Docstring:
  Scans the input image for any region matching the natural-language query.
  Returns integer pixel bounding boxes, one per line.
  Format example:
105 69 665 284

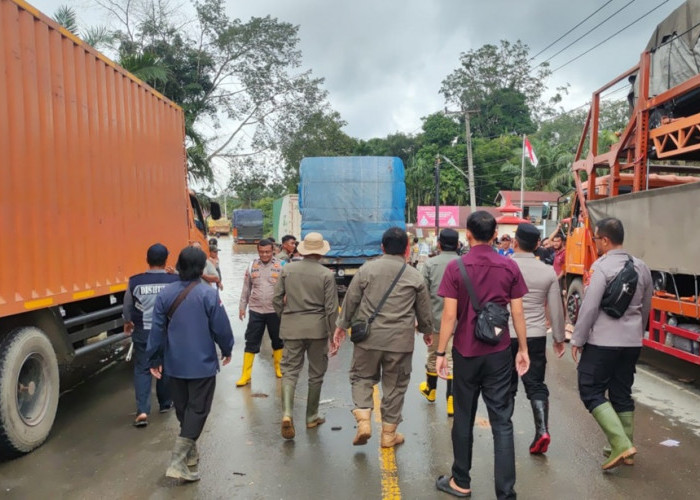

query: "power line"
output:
540 0 636 66
551 0 671 73
531 0 616 61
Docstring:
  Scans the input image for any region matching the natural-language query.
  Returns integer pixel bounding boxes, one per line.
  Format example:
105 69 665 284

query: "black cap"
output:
146 243 169 265
438 228 459 250
515 223 541 247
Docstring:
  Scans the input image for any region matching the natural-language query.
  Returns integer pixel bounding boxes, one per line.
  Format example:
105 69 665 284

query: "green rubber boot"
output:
165 437 200 481
592 403 636 470
306 384 326 428
603 411 634 465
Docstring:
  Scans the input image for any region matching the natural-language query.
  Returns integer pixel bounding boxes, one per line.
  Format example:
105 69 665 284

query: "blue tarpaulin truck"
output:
233 209 264 244
299 157 406 291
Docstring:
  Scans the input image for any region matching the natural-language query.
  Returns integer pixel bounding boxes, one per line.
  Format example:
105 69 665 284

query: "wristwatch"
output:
436 351 446 357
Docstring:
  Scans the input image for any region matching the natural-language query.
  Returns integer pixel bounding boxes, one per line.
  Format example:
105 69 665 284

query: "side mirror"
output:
541 202 551 219
210 202 222 220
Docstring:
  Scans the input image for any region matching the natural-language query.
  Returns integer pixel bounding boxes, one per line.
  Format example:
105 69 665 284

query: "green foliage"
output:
253 197 275 236
471 88 536 138
52 5 78 34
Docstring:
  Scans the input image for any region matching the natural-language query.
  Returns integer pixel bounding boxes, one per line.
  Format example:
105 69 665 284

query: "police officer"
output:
236 239 284 386
277 234 297 264
571 217 653 470
273 232 338 439
123 243 180 427
509 223 566 455
331 227 433 448
419 228 460 416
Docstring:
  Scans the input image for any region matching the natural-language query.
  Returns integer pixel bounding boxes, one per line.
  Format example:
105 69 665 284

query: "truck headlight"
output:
337 269 345 277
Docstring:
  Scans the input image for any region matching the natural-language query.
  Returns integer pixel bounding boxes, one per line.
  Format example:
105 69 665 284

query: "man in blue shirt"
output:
147 246 234 482
123 243 180 427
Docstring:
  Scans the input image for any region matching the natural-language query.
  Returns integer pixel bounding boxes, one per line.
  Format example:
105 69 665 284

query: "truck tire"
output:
567 279 584 325
0 327 60 458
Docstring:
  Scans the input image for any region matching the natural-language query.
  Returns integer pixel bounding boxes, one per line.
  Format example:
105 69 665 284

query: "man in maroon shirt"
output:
434 211 530 500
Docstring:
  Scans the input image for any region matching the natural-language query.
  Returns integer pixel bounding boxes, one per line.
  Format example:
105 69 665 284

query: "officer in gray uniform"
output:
273 232 338 440
419 228 460 416
508 223 566 455
571 217 653 470
331 227 433 449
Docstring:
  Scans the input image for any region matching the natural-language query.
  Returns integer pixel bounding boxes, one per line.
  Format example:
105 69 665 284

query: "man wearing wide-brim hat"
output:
272 232 338 440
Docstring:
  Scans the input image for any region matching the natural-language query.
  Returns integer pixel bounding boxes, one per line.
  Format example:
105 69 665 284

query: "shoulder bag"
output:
166 281 198 326
457 258 510 346
600 256 638 319
350 263 407 343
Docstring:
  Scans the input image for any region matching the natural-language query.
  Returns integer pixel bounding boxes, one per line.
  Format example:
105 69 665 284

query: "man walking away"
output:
123 243 179 427
273 232 338 439
509 223 566 455
571 218 652 470
331 227 433 448
419 228 460 416
236 239 284 386
434 211 530 499
147 246 234 482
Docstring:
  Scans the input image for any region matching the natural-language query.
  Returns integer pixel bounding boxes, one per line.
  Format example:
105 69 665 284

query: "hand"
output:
239 308 246 321
150 365 163 380
571 345 582 364
329 327 346 357
222 355 231 366
423 333 433 346
124 321 134 336
436 355 449 380
515 350 530 376
165 265 176 274
218 282 224 291
553 341 566 358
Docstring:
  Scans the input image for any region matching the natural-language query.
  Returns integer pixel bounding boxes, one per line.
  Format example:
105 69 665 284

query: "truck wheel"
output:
0 327 59 458
567 279 584 325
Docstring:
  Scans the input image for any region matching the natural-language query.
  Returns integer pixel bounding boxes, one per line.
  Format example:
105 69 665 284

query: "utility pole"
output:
445 107 477 212
434 155 441 238
464 109 477 212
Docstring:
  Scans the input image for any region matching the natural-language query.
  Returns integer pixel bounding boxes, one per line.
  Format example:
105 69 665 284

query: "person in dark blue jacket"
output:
123 243 180 427
147 246 234 482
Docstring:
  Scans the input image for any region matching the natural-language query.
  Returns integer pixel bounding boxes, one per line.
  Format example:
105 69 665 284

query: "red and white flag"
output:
524 136 538 167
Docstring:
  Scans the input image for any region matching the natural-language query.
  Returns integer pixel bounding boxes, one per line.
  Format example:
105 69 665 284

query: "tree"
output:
471 88 536 138
52 5 113 48
95 0 329 184
441 40 552 114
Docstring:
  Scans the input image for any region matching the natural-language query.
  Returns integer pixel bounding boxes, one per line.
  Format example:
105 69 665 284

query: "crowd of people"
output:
122 213 652 499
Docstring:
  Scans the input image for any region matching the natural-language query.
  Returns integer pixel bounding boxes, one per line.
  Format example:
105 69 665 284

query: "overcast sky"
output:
31 0 683 139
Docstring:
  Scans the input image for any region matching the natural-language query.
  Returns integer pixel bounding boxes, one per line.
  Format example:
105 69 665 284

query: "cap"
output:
146 243 169 264
438 228 459 249
209 244 219 253
515 223 541 247
500 234 511 241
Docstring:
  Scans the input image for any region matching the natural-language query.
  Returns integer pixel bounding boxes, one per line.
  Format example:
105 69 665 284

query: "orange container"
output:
0 0 202 318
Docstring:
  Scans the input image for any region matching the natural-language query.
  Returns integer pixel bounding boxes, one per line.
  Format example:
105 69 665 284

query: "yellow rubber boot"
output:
446 376 454 417
419 372 438 402
236 352 255 387
273 349 283 378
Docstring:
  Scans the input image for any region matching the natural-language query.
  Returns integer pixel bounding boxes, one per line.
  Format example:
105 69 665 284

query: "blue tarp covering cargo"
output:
233 209 263 228
299 157 406 258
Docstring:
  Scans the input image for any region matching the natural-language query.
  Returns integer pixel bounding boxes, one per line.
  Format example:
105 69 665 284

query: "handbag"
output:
457 258 510 346
350 263 407 343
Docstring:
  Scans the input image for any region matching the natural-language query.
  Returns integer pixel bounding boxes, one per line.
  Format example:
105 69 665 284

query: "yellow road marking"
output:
373 385 401 500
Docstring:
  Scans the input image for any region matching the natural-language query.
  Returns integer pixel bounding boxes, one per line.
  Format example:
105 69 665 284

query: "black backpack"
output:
600 256 638 319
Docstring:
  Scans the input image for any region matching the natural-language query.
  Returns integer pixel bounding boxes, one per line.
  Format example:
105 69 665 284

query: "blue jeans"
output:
133 341 171 415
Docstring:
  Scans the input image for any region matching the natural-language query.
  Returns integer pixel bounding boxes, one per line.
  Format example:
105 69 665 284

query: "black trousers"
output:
244 310 283 353
451 347 516 500
509 337 548 401
577 344 641 413
170 376 216 440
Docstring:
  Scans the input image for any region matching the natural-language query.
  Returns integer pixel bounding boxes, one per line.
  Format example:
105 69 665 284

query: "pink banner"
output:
416 206 460 227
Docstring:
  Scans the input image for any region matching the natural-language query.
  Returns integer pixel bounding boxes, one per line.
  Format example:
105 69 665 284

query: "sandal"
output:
436 475 471 498
133 414 148 427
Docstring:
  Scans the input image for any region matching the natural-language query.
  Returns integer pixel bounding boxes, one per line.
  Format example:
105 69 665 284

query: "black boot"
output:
529 399 550 454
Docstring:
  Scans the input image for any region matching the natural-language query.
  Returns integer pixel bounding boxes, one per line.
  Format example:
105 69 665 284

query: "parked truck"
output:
207 216 232 237
0 0 217 458
233 209 264 244
299 157 406 292
564 0 700 365
272 194 301 242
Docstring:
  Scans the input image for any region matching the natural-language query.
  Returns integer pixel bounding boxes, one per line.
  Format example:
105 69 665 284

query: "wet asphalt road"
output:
1 240 699 499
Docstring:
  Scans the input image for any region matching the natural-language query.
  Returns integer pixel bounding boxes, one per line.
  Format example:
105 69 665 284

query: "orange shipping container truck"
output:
0 0 217 458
